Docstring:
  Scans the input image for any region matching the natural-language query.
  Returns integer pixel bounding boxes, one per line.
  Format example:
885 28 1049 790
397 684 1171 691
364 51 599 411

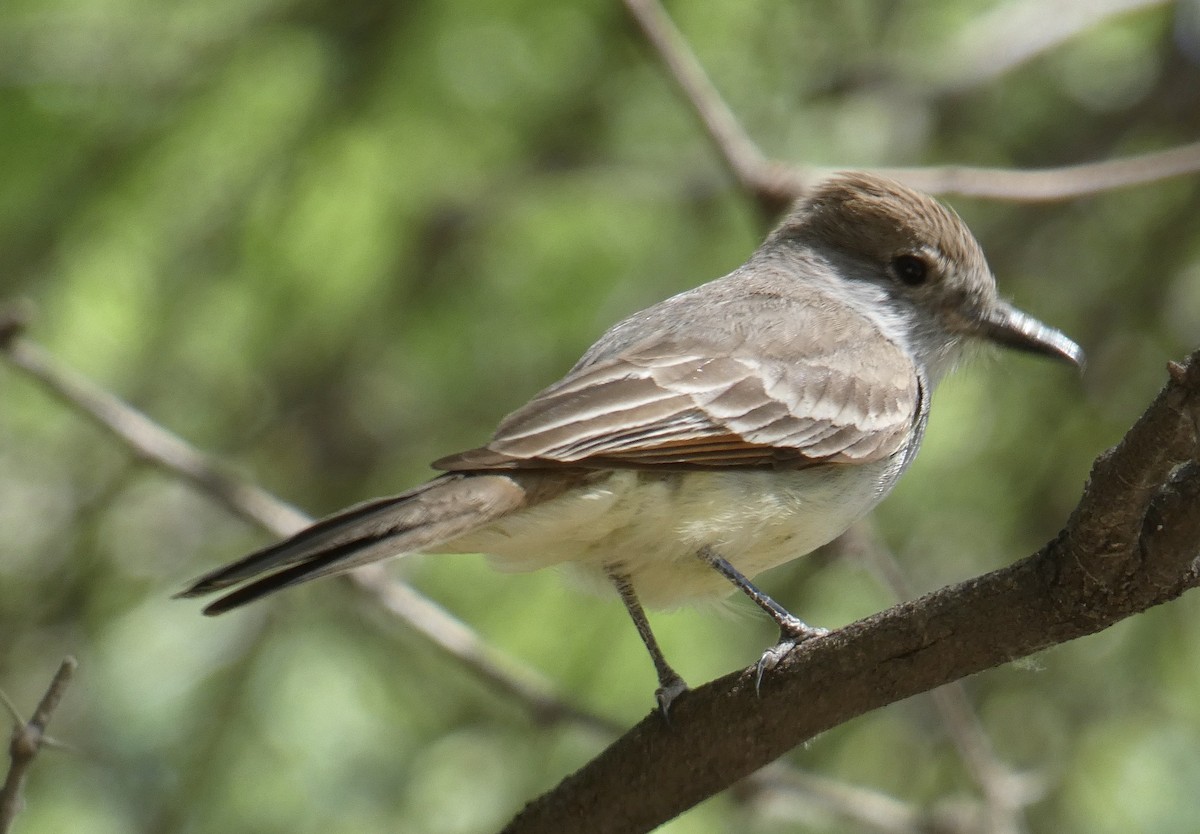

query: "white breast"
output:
442 459 904 609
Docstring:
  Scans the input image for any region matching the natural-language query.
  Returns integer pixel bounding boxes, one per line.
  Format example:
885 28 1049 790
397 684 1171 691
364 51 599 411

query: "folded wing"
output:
437 332 921 471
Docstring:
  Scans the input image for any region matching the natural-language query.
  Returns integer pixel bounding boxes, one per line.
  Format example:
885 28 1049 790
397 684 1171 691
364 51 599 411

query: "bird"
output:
178 172 1083 713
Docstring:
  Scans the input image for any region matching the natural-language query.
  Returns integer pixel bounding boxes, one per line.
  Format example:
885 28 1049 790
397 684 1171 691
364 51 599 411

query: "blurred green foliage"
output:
2 1 1199 832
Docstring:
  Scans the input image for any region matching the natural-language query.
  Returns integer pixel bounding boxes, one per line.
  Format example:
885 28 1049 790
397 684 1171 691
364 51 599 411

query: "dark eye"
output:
891 253 929 286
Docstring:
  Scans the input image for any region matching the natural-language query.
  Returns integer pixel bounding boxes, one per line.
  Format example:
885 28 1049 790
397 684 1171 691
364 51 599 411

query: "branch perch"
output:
0 657 77 834
499 350 1200 834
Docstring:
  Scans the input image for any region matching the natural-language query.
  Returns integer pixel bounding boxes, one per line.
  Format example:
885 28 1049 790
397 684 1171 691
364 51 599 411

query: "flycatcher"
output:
179 172 1083 712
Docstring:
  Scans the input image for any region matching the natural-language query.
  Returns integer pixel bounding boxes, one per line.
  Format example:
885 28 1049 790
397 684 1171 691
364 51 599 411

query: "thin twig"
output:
347 564 616 731
624 0 1200 206
867 143 1200 201
0 309 306 537
940 0 1170 92
0 312 615 737
0 657 78 834
746 764 931 834
834 525 1041 834
621 0 801 215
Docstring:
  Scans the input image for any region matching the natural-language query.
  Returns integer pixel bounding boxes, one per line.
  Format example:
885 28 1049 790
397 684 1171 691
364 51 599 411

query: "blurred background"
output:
2 1 1199 832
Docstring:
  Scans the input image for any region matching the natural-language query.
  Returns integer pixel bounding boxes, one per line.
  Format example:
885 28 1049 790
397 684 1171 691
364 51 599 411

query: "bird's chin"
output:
904 324 972 383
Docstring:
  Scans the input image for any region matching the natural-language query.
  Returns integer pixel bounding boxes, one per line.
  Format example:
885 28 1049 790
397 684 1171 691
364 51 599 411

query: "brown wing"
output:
435 339 920 472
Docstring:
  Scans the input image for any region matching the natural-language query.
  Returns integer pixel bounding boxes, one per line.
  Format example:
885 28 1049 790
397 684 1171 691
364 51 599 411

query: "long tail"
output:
177 472 541 615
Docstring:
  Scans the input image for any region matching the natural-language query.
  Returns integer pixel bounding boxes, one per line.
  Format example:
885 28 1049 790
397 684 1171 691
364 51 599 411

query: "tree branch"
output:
623 0 1200 206
869 146 1200 201
0 657 77 834
0 308 616 738
499 350 1200 834
621 0 803 217
940 0 1171 92
850 527 1041 833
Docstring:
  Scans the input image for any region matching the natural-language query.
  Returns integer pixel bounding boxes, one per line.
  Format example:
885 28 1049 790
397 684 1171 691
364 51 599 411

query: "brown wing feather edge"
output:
435 353 917 472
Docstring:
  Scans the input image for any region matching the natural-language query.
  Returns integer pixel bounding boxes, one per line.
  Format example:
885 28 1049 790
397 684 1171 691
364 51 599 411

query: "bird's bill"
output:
981 302 1084 368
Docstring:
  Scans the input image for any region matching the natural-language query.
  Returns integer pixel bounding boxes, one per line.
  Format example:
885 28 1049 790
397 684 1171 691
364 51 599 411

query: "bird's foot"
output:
655 673 689 720
755 616 829 693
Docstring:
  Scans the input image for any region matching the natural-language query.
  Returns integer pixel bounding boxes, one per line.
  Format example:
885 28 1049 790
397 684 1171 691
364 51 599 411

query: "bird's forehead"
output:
787 173 987 270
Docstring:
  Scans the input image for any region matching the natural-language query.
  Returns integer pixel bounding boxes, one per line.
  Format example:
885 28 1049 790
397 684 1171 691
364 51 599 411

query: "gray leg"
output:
698 546 828 690
607 568 688 717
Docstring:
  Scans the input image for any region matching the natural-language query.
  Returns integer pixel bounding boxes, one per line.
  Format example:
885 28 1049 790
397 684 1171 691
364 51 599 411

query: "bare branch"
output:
867 144 1200 201
747 765 943 834
498 350 1200 834
346 564 618 732
0 317 306 538
845 527 1043 834
747 762 1037 834
925 685 1043 834
623 0 1200 205
0 657 78 834
940 0 1170 92
0 308 616 738
620 0 805 216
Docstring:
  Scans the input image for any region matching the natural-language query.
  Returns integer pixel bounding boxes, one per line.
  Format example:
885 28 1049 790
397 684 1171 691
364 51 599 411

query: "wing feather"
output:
436 354 918 472
434 289 922 472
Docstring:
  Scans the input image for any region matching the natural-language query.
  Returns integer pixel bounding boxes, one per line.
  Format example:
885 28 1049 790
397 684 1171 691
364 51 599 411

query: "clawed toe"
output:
755 621 830 694
697 548 832 694
755 639 794 691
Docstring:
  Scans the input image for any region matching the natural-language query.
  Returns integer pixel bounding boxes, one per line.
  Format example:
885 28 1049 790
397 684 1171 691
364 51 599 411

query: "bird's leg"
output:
607 567 688 717
697 545 829 691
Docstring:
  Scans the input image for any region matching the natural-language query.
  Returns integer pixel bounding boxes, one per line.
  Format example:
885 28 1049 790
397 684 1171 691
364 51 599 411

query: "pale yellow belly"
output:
441 463 900 609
